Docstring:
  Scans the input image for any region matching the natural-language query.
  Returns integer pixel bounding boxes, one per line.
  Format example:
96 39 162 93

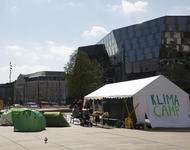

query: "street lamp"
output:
9 62 12 83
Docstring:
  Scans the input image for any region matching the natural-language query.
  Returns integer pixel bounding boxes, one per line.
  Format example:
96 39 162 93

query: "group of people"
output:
71 100 92 126
71 100 83 118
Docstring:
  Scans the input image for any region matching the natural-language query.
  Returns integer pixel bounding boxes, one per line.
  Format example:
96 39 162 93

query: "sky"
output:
0 0 190 83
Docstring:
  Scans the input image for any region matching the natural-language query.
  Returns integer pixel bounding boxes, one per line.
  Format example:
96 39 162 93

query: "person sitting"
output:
71 105 80 119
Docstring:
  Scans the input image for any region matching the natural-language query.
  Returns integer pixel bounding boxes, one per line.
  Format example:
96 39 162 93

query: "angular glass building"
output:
97 16 190 93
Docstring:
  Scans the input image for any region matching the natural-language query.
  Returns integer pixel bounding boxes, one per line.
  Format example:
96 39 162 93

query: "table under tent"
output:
84 97 139 128
84 75 190 129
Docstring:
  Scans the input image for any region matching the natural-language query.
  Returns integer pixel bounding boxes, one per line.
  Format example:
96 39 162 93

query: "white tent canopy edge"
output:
85 75 160 100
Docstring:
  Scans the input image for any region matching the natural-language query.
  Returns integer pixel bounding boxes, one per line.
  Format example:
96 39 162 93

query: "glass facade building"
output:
97 16 190 93
98 16 190 75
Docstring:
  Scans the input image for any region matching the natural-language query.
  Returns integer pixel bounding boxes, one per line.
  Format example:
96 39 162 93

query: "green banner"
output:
150 94 180 118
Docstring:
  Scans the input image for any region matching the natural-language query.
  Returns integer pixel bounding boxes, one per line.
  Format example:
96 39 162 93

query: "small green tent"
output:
0 108 28 126
13 109 46 132
43 112 70 127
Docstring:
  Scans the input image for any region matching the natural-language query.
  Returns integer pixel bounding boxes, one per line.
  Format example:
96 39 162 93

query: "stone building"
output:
0 71 67 105
0 82 14 105
13 71 66 104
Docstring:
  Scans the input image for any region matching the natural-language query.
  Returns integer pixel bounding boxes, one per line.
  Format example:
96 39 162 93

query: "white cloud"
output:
46 40 55 45
0 66 8 73
10 5 18 13
5 42 74 63
30 53 40 61
40 54 54 60
111 0 148 15
37 41 75 59
7 45 25 51
6 45 26 56
82 26 108 39
167 5 190 15
34 47 44 51
42 41 75 61
111 4 120 11
6 45 39 62
49 45 74 57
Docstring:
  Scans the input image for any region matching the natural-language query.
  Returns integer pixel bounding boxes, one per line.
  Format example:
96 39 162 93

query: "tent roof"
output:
85 75 161 100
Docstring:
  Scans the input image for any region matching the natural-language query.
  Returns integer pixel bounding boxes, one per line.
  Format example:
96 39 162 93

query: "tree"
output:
64 51 103 99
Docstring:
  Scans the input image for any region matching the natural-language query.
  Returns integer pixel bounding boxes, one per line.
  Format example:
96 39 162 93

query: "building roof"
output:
98 16 190 44
78 44 109 60
20 71 65 79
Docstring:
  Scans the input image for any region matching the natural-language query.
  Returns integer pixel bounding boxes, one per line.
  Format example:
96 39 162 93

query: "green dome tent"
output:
13 109 46 132
43 112 70 127
0 108 28 126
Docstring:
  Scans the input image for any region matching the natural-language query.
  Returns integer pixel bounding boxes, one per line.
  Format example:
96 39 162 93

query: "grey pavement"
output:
0 125 190 150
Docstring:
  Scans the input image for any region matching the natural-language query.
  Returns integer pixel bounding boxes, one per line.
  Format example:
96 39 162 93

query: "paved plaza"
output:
0 124 190 150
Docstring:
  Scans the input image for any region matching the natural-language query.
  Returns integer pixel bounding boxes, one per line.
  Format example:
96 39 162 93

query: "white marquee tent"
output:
85 75 190 128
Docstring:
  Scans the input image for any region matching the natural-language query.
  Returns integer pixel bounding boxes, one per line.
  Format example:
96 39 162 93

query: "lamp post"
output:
8 62 12 108
9 62 12 83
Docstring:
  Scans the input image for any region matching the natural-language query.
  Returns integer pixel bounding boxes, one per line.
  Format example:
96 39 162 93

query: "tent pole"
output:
92 100 95 112
102 99 104 112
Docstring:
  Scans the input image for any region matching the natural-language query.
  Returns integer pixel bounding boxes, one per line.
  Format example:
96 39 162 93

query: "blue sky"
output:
0 0 190 83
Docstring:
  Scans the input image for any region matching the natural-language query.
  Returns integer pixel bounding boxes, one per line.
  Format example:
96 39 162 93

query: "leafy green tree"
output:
64 51 103 99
